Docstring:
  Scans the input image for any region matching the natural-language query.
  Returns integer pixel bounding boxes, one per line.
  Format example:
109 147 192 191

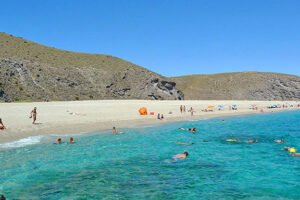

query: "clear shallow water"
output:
1 111 300 200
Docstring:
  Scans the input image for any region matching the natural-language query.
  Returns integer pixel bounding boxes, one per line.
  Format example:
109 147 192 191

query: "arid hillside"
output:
0 32 183 101
172 72 300 100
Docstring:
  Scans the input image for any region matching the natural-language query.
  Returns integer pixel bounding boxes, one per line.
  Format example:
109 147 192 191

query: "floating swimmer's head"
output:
184 151 189 157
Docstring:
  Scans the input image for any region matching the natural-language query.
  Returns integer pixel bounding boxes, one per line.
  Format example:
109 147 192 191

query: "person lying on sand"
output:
173 151 189 160
29 107 37 124
54 138 62 144
0 118 6 130
69 137 75 144
112 127 118 134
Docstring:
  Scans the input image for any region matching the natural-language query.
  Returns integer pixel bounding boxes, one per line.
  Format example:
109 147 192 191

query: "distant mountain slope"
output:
172 72 300 100
0 32 184 101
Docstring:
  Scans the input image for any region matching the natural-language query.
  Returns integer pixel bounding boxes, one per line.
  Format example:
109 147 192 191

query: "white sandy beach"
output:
0 100 299 143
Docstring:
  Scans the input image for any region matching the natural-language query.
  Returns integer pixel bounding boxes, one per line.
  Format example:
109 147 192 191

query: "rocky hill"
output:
0 33 184 101
172 72 300 100
1 32 299 102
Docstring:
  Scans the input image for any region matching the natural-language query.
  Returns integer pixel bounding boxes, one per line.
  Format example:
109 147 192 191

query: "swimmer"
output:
174 151 189 159
69 137 75 144
175 142 195 145
0 194 6 200
274 139 284 143
55 138 62 144
284 146 292 151
188 128 197 133
226 139 238 143
292 153 300 157
246 139 258 143
112 127 118 134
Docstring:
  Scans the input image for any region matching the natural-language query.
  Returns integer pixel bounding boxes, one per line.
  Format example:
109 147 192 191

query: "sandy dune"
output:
0 100 299 143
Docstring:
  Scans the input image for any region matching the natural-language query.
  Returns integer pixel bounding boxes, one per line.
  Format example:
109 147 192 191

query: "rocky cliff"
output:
0 33 184 101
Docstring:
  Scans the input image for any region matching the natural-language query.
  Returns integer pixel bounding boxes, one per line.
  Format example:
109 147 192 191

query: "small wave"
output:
0 136 44 149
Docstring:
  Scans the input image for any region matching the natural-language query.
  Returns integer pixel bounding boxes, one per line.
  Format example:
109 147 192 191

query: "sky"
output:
1 0 300 77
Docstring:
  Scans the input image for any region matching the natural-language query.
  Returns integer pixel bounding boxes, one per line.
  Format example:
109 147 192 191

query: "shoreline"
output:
0 100 299 144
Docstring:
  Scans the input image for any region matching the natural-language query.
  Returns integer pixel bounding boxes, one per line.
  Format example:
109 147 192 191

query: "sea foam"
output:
0 136 44 149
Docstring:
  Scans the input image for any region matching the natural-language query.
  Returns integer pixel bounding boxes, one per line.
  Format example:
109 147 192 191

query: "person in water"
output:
29 107 37 124
69 137 75 144
55 138 62 144
174 151 189 159
0 118 6 130
176 142 195 146
274 139 284 143
188 128 197 133
246 139 258 143
112 127 118 134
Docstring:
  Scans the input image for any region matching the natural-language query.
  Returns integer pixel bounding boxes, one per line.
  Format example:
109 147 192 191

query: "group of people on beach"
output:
0 107 37 132
180 105 195 116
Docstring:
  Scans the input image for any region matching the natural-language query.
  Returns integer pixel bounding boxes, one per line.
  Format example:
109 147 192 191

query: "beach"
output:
0 100 299 143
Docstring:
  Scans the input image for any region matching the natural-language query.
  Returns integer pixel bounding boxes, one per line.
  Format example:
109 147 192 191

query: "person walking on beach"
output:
180 105 183 113
189 107 194 116
157 113 161 120
0 118 6 130
30 107 37 124
183 105 186 112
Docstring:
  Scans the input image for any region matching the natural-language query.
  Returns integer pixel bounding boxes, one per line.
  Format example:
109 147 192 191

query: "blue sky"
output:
1 0 300 77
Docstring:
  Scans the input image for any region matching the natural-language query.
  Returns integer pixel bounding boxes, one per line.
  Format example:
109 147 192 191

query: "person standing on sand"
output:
180 105 183 113
30 107 37 124
189 107 194 116
183 105 186 112
0 118 6 130
157 113 161 120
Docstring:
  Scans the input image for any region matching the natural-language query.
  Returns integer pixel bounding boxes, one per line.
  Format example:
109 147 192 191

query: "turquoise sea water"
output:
1 111 300 200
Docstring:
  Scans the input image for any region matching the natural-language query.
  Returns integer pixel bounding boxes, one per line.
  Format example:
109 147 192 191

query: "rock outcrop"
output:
0 33 184 101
